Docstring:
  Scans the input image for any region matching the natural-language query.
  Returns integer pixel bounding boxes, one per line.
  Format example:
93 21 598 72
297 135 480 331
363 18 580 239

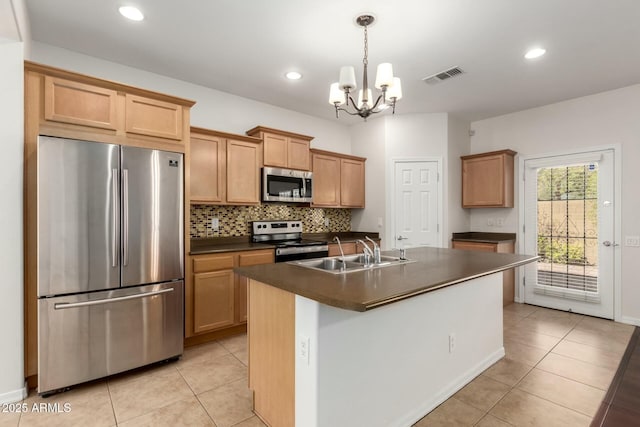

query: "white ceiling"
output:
25 0 640 123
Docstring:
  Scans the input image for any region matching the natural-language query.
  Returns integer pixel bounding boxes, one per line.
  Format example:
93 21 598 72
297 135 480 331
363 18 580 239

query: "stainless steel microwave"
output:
262 167 313 203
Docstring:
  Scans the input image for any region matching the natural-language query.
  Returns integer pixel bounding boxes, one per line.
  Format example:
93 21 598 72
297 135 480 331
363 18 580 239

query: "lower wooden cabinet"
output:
452 240 515 306
189 249 274 336
193 270 236 334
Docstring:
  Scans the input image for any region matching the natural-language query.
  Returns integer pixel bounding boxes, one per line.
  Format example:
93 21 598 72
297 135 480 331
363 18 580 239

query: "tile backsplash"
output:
190 205 351 238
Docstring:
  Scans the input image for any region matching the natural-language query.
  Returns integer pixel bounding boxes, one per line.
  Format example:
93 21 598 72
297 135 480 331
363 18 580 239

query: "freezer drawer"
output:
38 281 184 394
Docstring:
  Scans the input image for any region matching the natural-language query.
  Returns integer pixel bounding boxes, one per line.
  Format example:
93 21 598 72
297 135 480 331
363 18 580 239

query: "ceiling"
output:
25 0 640 123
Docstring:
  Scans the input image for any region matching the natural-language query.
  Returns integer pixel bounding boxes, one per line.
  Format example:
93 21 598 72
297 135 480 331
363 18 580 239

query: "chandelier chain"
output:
363 25 368 66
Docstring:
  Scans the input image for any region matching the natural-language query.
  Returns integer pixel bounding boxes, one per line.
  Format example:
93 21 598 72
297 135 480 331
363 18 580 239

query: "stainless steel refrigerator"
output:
37 135 184 394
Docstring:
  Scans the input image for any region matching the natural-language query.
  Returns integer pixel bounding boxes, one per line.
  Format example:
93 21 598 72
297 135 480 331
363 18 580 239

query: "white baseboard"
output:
396 347 505 427
0 382 27 404
618 315 640 327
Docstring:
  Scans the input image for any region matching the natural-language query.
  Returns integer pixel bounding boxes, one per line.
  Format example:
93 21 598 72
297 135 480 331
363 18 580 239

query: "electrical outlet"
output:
324 218 330 227
210 217 219 231
625 236 640 247
448 333 456 353
298 334 310 365
496 218 504 227
487 218 495 226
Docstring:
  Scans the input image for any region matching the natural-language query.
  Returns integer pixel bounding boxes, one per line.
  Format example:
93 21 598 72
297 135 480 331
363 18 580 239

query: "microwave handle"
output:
302 178 307 198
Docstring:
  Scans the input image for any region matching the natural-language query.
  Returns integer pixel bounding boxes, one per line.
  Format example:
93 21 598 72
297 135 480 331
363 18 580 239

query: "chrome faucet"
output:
365 236 381 264
356 240 374 266
333 236 346 268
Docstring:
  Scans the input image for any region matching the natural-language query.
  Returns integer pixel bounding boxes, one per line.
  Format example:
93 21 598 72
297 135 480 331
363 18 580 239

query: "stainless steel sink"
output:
288 255 414 274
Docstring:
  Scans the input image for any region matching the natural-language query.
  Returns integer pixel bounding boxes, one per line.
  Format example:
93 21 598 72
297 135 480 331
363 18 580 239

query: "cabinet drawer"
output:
44 76 118 130
328 242 357 256
193 254 235 273
125 94 183 141
452 241 497 252
238 250 275 266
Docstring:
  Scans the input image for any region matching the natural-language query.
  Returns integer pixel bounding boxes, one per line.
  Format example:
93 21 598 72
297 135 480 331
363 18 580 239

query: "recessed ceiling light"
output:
525 48 546 59
285 71 302 80
119 6 144 21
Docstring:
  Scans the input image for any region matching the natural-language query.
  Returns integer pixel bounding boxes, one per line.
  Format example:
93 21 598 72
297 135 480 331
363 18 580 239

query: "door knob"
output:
397 235 409 240
602 241 619 247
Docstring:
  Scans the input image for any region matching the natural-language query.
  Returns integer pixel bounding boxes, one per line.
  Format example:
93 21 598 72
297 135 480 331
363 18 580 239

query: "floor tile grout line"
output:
193 393 219 427
512 382 604 419
105 380 118 426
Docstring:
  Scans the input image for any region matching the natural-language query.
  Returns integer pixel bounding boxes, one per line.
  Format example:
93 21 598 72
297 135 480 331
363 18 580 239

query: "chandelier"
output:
329 14 402 120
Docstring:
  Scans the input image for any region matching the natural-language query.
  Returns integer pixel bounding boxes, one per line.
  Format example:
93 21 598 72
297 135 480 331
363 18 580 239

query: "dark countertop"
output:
190 237 275 255
452 232 516 243
235 247 537 312
190 232 380 255
303 231 380 243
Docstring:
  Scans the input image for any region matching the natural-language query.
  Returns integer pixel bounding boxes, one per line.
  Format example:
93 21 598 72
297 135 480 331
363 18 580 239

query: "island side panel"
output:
248 279 295 427
295 273 504 427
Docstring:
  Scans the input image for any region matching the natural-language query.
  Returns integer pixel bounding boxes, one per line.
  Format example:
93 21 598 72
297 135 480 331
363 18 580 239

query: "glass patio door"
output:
522 149 615 319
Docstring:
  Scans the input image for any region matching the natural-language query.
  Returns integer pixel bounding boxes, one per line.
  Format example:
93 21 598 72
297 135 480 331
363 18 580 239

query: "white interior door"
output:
393 161 440 249
522 149 615 318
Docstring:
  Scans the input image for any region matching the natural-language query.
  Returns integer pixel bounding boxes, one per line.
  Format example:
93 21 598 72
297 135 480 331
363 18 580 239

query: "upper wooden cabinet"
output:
311 149 366 208
125 94 183 141
461 149 516 208
246 126 313 171
26 61 194 152
44 76 118 130
340 158 366 208
190 127 261 205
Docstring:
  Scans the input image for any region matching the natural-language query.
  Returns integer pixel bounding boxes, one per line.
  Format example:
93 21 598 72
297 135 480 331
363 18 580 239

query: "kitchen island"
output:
235 247 538 427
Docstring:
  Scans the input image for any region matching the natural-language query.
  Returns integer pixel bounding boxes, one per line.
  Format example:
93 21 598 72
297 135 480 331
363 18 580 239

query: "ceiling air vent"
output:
422 67 465 85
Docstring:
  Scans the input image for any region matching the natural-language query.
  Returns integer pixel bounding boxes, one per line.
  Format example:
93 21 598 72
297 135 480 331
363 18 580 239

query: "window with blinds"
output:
535 163 600 301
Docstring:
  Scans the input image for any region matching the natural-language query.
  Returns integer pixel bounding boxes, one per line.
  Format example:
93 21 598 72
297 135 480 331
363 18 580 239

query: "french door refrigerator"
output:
37 135 184 394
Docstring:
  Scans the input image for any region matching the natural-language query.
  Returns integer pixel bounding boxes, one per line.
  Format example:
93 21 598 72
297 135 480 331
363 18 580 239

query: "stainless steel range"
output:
252 220 328 262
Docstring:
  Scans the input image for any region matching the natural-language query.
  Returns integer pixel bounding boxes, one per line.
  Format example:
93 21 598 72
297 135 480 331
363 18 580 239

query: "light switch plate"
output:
210 217 219 231
625 236 640 247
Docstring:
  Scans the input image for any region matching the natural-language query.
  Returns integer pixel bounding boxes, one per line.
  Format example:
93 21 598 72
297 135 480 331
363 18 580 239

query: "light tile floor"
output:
0 304 634 427
414 303 635 426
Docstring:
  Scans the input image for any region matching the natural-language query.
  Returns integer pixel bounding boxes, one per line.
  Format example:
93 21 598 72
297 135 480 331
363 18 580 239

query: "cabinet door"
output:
236 250 275 324
287 138 310 171
462 154 509 207
125 94 183 141
193 270 235 334
227 139 260 204
340 158 365 208
190 135 226 203
263 134 288 168
312 154 341 207
44 76 118 130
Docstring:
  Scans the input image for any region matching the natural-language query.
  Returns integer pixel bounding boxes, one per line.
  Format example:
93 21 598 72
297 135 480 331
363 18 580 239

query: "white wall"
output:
446 116 471 246
30 42 351 153
350 118 386 237
470 84 640 324
0 40 26 403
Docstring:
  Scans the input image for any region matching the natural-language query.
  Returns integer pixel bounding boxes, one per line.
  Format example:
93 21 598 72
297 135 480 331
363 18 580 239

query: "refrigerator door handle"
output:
123 168 129 266
54 288 174 310
111 169 119 268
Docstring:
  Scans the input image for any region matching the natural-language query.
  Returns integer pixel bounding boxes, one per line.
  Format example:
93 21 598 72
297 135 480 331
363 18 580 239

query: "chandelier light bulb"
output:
329 83 345 105
375 63 394 89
